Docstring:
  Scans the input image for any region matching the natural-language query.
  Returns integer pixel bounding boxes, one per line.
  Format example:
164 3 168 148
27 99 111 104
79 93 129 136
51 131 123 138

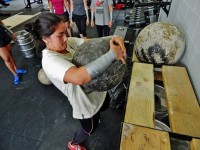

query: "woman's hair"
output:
25 12 63 40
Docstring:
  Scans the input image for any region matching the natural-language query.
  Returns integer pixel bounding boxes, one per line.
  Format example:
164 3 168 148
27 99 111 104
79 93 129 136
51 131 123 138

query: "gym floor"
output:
0 1 135 150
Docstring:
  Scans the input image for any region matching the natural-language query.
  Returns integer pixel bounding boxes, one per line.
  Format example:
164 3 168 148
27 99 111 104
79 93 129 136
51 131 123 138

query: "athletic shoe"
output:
14 75 20 85
68 141 86 150
16 69 27 74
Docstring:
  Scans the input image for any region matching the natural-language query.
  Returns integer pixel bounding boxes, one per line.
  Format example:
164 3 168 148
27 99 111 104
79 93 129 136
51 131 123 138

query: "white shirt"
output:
42 37 107 119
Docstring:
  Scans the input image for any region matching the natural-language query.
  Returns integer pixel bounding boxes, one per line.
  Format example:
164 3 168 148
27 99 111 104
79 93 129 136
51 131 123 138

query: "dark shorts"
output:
57 11 70 22
0 25 12 48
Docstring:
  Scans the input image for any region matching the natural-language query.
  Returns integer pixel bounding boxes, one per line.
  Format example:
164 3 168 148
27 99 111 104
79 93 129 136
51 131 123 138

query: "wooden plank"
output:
120 123 171 150
162 65 200 137
124 62 154 128
190 138 200 150
2 12 41 29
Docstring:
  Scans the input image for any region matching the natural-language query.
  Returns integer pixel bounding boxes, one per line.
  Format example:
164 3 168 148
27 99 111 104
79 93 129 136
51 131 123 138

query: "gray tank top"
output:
72 0 86 15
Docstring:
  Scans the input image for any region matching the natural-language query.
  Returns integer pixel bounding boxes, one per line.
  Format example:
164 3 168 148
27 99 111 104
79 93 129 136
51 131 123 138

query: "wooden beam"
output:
2 12 41 29
124 62 155 128
162 65 200 137
190 138 200 150
120 123 171 150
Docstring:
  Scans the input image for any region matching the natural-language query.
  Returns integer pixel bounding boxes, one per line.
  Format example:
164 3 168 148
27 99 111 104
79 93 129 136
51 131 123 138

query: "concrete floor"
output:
0 1 136 150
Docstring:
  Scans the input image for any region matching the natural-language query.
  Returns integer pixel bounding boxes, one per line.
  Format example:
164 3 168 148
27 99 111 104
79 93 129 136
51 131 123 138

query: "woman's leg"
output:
63 12 72 37
0 25 26 84
79 15 87 38
0 45 21 84
71 93 110 145
65 21 72 37
71 112 100 145
5 44 27 74
0 44 17 76
73 14 82 38
95 25 104 37
0 25 17 75
5 43 17 71
103 25 110 37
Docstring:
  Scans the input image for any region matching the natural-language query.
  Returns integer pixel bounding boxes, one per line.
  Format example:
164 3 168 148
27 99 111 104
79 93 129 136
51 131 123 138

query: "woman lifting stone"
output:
25 12 126 150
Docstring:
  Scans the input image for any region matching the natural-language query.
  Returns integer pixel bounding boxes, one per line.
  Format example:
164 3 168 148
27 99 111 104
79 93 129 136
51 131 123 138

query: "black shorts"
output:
0 25 12 48
57 11 69 22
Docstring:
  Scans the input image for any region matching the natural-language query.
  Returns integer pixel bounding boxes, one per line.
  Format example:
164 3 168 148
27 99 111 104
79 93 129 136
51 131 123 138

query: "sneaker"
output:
16 69 27 74
68 141 86 150
14 75 20 85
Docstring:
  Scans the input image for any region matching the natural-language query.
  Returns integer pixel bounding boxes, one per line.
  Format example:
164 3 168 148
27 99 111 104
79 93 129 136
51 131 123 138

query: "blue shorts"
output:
0 25 12 48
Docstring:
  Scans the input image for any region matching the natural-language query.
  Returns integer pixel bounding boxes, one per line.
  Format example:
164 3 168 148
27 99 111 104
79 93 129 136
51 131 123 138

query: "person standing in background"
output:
0 20 27 85
70 0 89 38
48 0 72 37
90 0 113 37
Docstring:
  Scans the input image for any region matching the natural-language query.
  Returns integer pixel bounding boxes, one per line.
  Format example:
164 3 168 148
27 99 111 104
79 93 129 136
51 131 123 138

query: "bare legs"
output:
0 43 17 76
65 21 72 37
0 43 27 84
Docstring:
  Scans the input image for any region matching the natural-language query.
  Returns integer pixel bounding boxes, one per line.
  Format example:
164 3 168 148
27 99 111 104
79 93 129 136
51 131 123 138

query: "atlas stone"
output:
38 68 52 85
73 38 126 92
134 22 185 65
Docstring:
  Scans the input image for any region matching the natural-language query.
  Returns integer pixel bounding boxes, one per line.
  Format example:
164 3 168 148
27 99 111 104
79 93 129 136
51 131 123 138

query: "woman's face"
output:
43 22 68 53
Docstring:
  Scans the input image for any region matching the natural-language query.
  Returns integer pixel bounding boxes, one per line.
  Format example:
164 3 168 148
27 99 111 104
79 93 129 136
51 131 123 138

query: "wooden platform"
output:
124 63 155 128
120 62 200 149
120 123 171 150
162 66 200 137
124 62 200 137
2 12 41 29
120 123 200 150
190 138 200 150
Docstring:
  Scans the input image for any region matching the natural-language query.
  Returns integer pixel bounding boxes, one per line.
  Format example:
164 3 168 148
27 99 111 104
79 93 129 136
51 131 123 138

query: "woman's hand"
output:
111 36 126 58
91 20 95 27
109 38 126 64
86 19 89 26
108 21 112 28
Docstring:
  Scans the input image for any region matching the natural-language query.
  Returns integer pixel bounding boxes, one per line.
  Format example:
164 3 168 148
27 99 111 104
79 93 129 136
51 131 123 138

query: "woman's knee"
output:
3 55 12 63
80 113 100 134
0 47 12 63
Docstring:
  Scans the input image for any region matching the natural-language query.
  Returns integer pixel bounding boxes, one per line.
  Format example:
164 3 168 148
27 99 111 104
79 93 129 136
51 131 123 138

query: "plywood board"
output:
2 12 41 29
190 138 200 150
120 123 171 150
162 65 200 137
124 62 155 128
